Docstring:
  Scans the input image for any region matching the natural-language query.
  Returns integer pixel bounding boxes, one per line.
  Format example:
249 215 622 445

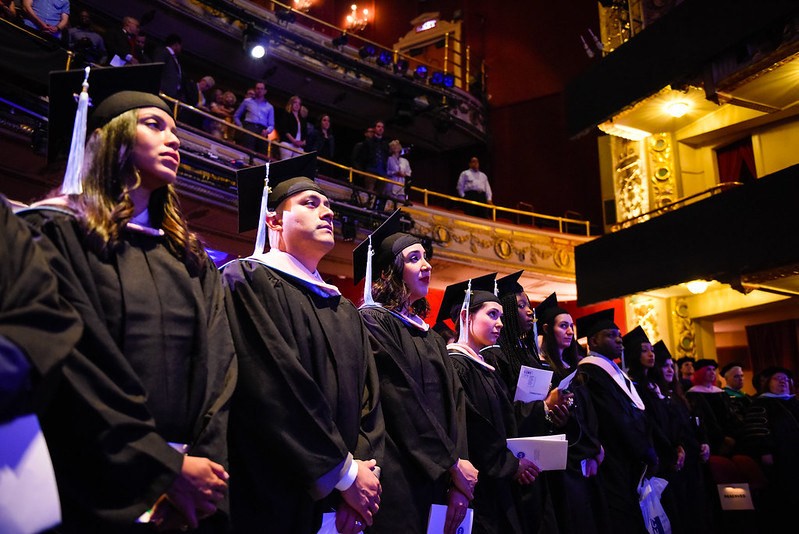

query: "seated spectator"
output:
385 139 411 211
105 16 139 66
67 10 106 65
22 0 69 40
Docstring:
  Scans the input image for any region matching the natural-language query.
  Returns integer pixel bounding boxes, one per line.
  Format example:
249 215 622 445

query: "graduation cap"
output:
720 361 743 377
694 358 718 371
652 340 672 366
495 270 524 298
622 325 651 358
535 292 568 326
235 152 323 256
575 308 617 340
436 273 498 325
352 209 422 305
47 63 164 166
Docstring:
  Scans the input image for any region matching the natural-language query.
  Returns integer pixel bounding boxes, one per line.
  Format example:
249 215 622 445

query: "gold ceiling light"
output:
666 101 689 117
684 280 709 294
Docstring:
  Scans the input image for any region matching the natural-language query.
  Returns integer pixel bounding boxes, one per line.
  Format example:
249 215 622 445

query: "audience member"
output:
133 32 151 63
574 309 656 534
365 120 390 208
188 75 215 111
721 361 752 422
232 81 274 155
685 359 741 457
457 157 493 218
153 33 184 99
385 139 411 211
1 0 17 21
276 95 307 159
67 10 106 64
351 126 374 188
207 90 236 139
104 16 140 66
307 114 334 161
22 0 69 40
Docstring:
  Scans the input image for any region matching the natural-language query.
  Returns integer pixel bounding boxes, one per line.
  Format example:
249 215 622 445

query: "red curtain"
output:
745 319 799 374
717 137 756 183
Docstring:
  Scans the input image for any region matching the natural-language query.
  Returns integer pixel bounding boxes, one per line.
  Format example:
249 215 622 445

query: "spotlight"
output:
377 50 393 67
250 44 266 59
331 32 348 48
359 43 376 59
413 65 428 80
276 8 296 24
430 71 444 86
442 73 455 88
394 58 409 75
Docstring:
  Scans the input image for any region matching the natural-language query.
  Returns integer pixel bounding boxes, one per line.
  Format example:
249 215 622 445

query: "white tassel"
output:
363 235 375 306
457 279 472 345
253 161 270 256
61 66 91 195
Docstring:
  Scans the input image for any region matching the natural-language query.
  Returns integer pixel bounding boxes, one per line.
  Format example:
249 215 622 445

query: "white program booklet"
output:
514 365 553 403
427 504 473 534
507 434 568 471
0 414 61 534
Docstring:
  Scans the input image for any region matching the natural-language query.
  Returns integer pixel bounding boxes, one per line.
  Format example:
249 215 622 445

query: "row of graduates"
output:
0 80 643 534
0 81 685 534
7 75 786 534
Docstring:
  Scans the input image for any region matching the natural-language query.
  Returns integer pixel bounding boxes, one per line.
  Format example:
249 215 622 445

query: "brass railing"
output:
164 96 593 235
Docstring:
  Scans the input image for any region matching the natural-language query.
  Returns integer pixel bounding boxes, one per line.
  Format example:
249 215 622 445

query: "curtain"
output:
717 137 756 183
745 319 799 374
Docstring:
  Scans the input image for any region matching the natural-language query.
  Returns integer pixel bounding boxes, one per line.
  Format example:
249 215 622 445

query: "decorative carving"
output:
647 133 678 209
611 136 649 225
673 297 697 360
629 296 659 342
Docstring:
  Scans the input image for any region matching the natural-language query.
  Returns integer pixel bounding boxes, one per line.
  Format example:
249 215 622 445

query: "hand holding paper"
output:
514 365 553 403
507 435 568 472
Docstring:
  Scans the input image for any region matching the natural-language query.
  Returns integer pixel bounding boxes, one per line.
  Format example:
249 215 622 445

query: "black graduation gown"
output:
20 207 237 532
685 390 739 455
221 260 384 534
576 360 657 534
448 348 524 534
0 200 82 422
360 306 467 533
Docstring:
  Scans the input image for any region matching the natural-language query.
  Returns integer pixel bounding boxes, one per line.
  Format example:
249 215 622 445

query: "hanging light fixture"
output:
293 0 314 12
346 4 369 31
667 101 689 117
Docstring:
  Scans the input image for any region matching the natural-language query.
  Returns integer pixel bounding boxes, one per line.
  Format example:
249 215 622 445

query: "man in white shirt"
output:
456 157 493 218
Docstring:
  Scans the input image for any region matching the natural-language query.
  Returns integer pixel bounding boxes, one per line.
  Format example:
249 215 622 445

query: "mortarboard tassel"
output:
457 279 472 345
253 161 271 256
363 235 375 306
61 66 91 195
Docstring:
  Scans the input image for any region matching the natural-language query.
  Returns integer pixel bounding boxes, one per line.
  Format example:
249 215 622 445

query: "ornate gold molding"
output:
628 296 659 342
611 136 649 224
673 297 697 360
647 133 678 209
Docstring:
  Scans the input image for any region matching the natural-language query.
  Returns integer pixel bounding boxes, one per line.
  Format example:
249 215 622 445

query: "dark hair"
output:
626 342 651 384
165 34 182 47
539 313 579 378
370 252 430 318
70 108 205 274
496 292 539 380
650 357 690 410
452 299 498 344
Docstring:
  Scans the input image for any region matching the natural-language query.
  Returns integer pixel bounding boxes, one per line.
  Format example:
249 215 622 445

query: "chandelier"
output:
346 4 368 32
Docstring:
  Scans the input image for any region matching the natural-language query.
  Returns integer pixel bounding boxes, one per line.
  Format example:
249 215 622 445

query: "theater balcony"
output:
565 0 799 371
0 14 595 305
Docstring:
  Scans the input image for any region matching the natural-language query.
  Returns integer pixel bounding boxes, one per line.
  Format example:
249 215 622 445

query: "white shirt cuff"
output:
335 457 358 491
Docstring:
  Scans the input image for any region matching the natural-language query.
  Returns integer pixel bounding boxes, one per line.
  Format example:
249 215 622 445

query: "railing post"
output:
465 45 470 91
443 32 449 74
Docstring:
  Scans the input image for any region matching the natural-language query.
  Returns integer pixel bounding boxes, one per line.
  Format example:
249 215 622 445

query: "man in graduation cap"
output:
573 310 657 534
352 210 476 534
221 153 383 534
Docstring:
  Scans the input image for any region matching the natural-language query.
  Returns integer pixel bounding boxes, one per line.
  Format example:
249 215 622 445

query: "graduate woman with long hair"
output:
22 84 236 532
353 210 477 534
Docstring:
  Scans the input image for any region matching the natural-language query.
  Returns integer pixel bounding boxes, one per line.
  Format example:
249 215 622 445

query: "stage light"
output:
443 73 455 88
394 58 409 75
430 71 444 86
414 65 428 80
377 50 393 67
359 43 376 59
250 44 266 59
